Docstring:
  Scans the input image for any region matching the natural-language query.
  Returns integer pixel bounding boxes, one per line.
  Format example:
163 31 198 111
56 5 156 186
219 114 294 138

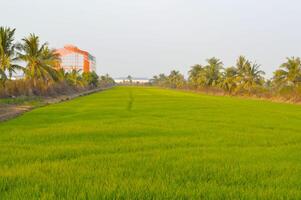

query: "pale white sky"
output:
1 0 301 78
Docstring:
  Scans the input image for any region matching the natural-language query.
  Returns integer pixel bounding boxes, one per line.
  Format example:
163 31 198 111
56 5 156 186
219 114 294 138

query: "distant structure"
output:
114 77 150 84
56 45 96 73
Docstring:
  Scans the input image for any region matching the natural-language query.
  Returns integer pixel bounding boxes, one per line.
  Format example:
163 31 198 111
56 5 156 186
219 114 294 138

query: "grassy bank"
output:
1 86 301 199
0 96 42 106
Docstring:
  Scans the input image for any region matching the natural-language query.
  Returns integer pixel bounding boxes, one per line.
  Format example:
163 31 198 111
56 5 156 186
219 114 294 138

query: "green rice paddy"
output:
1 86 301 199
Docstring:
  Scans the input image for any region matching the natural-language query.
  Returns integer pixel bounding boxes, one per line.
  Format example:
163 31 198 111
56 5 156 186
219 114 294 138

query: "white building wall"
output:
114 79 150 84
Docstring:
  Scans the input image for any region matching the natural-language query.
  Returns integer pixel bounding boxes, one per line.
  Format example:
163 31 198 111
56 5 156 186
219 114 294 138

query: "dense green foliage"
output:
1 86 301 199
18 34 61 87
152 56 301 101
0 27 21 84
99 74 115 87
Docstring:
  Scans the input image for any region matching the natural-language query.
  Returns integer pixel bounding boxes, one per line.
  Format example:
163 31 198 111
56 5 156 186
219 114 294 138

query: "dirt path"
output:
0 87 111 122
0 105 32 122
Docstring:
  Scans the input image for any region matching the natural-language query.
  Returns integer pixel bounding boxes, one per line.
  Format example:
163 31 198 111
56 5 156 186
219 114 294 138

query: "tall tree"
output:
151 73 168 87
18 34 60 87
188 64 204 88
168 70 185 88
127 75 133 84
99 74 115 86
236 56 250 75
204 57 223 86
242 62 265 92
0 27 21 85
220 67 238 93
235 56 265 92
273 57 301 87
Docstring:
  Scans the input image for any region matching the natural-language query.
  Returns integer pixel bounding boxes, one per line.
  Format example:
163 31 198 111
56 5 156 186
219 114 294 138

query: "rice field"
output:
1 86 301 199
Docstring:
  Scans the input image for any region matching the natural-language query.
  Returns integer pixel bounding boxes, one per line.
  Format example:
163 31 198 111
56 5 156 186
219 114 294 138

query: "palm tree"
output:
158 73 167 86
168 70 185 88
273 57 301 87
236 56 250 75
0 27 22 85
188 64 203 88
41 46 61 81
151 73 168 87
56 68 67 82
18 34 60 87
127 75 133 84
100 73 115 86
220 67 238 93
151 75 158 84
242 62 265 92
66 69 84 87
234 56 265 93
204 57 223 86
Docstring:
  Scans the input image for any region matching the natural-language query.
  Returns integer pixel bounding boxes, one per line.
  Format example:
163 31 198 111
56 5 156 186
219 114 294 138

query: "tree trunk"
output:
34 79 36 88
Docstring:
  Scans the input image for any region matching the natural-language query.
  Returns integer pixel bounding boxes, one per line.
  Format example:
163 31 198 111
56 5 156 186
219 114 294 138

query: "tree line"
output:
151 56 301 101
0 27 114 97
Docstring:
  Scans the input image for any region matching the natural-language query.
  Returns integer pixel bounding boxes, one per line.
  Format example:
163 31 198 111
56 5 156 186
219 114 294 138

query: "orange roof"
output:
56 45 89 56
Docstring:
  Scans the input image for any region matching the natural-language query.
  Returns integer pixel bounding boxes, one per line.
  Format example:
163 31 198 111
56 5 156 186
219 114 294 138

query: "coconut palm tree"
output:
158 73 168 86
220 67 238 93
273 57 301 87
56 68 68 82
242 62 265 92
18 34 60 87
127 75 133 84
41 46 61 81
151 73 168 87
0 27 22 85
66 69 84 87
188 64 203 88
234 56 265 92
204 57 223 86
99 73 115 86
168 70 185 88
236 56 250 75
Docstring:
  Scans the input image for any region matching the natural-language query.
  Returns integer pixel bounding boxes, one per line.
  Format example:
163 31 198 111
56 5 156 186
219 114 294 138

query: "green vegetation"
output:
151 56 301 101
0 27 22 84
99 74 115 87
0 26 115 98
1 86 301 199
0 96 42 106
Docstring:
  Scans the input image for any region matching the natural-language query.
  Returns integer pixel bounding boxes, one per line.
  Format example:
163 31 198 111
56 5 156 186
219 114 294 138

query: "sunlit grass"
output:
1 86 301 199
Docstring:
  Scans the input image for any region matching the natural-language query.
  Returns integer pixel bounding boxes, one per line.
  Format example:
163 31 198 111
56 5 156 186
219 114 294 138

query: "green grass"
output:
0 96 42 106
1 86 301 199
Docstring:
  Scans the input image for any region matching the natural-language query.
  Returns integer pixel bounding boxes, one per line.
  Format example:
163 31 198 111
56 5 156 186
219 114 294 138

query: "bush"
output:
82 72 99 87
0 79 84 98
99 74 115 87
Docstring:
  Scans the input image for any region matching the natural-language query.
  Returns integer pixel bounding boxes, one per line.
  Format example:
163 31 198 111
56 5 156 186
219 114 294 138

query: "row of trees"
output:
151 56 301 99
0 27 114 97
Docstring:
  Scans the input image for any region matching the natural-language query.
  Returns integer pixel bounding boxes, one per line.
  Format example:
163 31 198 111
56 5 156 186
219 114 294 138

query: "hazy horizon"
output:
2 0 301 78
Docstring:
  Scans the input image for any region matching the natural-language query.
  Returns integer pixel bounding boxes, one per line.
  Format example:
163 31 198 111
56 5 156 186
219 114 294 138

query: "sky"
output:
1 0 301 78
